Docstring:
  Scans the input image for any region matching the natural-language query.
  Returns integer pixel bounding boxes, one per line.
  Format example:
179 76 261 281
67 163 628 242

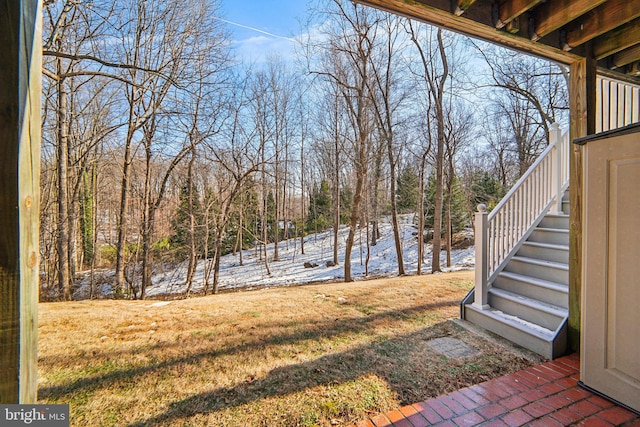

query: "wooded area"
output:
40 0 568 300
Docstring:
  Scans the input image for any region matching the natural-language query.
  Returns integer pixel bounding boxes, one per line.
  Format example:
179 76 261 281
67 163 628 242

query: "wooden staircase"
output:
462 124 571 359
463 194 569 359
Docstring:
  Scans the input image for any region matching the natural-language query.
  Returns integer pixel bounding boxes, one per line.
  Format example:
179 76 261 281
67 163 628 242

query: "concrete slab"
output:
426 337 479 358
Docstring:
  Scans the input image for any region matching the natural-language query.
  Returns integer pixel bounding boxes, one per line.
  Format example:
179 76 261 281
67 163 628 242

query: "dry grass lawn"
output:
38 271 540 426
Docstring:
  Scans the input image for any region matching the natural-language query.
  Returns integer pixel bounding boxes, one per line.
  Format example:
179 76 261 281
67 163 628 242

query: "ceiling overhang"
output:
354 0 640 82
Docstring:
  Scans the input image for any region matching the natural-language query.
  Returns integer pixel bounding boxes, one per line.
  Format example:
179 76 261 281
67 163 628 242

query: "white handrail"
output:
474 123 569 309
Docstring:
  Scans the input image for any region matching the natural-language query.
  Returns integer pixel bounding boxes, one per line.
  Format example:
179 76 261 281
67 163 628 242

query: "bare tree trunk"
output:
344 125 368 282
370 146 382 246
431 29 448 273
408 25 449 273
417 152 428 274
56 73 72 300
333 130 340 266
283 143 289 250
237 194 244 266
386 137 405 275
300 133 306 255
445 157 454 267
365 177 371 276
185 144 197 292
261 142 271 275
212 237 223 294
90 162 99 298
274 146 280 262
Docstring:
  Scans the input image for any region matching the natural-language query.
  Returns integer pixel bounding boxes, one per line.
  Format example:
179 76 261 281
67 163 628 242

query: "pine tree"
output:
471 171 504 210
396 164 420 213
424 174 468 232
171 181 203 259
307 180 332 232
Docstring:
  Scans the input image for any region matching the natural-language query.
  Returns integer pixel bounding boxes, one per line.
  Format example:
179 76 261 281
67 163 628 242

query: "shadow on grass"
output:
124 319 517 427
38 298 459 402
39 295 532 426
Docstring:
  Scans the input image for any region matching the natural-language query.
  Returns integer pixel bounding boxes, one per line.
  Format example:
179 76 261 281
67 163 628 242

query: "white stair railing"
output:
474 123 569 309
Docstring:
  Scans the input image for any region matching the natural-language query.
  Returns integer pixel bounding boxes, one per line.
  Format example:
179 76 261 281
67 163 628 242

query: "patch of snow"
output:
75 214 475 299
147 301 172 308
493 310 554 337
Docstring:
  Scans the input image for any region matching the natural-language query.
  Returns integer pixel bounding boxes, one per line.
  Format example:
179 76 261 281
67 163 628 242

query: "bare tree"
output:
42 0 123 299
367 14 410 276
407 23 449 273
311 0 379 282
204 79 262 294
443 101 474 266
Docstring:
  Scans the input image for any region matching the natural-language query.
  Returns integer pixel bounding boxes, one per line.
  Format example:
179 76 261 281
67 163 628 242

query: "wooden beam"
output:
627 61 640 77
593 18 640 60
533 0 606 41
0 0 41 404
569 56 596 354
564 0 640 50
497 0 541 29
455 0 479 16
597 66 640 86
354 0 581 65
613 44 640 69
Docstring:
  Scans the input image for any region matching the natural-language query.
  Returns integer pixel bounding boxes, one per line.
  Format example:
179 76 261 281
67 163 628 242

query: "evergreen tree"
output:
396 164 420 213
471 171 504 210
424 174 468 232
448 176 470 232
80 168 95 265
307 180 332 232
339 184 353 224
266 190 277 241
170 181 203 259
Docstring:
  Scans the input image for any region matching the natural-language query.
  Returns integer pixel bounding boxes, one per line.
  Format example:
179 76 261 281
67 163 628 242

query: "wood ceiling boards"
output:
354 0 640 80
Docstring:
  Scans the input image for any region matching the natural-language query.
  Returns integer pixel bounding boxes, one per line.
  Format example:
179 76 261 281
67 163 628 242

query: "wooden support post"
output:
0 1 42 403
569 56 596 354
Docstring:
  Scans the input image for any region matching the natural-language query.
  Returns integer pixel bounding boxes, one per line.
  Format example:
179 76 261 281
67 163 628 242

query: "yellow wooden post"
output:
568 56 596 354
0 0 42 403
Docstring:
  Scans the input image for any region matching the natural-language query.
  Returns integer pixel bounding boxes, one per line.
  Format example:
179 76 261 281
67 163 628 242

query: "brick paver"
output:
350 355 640 426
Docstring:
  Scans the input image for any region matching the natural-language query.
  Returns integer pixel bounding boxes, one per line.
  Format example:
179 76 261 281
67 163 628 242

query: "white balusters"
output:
474 124 570 307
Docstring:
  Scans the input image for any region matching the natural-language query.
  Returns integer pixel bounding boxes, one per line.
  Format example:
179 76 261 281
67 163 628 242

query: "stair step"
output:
518 241 569 263
488 288 567 330
529 228 570 245
463 304 564 359
494 271 568 308
505 256 569 285
539 214 570 230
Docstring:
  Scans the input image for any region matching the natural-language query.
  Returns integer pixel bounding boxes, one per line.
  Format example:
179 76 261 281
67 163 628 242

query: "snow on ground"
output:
144 214 474 297
74 215 475 299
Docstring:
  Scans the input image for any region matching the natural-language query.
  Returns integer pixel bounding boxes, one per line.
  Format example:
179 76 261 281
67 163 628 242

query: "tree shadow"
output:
38 298 460 401
125 320 480 426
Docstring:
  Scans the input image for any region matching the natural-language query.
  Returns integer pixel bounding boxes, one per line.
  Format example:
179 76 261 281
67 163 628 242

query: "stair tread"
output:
466 305 556 339
522 241 569 251
534 227 569 233
545 213 569 218
497 271 569 292
489 287 568 317
511 256 569 270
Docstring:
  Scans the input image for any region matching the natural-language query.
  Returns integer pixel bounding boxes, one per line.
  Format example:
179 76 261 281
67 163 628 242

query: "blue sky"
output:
221 1 311 63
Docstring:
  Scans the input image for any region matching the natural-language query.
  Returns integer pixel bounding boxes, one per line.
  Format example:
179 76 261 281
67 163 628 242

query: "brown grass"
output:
38 271 540 426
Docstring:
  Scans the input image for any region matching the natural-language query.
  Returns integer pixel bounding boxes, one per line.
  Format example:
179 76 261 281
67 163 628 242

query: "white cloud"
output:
232 35 297 64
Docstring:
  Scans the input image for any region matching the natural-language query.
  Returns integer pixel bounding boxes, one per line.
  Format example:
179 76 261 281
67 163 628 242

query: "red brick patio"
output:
353 354 640 426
